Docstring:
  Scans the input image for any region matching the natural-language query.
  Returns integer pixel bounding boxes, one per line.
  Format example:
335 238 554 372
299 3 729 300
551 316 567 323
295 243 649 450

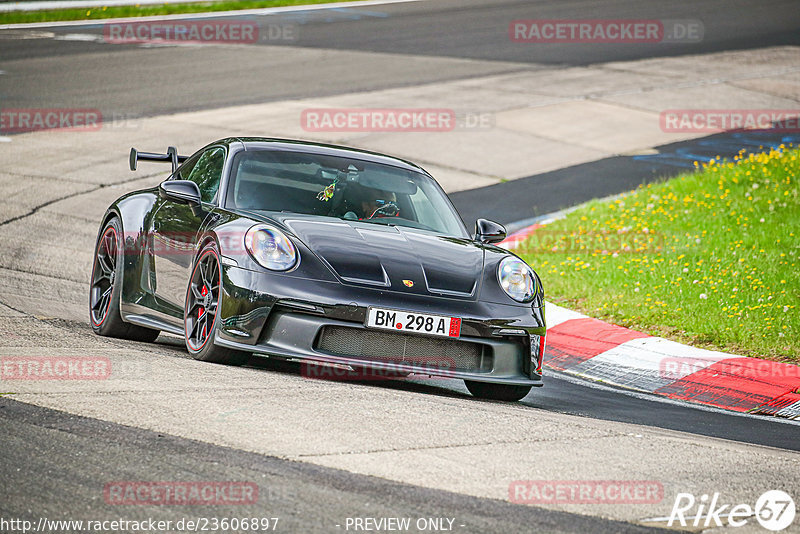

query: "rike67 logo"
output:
667 490 796 531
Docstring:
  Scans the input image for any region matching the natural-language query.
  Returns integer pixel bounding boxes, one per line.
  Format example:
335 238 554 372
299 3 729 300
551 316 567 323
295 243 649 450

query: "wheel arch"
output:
197 233 218 254
191 232 221 270
99 209 121 233
104 192 159 310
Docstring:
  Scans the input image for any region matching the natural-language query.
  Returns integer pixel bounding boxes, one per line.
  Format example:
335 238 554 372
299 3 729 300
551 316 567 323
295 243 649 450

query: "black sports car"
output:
90 138 546 401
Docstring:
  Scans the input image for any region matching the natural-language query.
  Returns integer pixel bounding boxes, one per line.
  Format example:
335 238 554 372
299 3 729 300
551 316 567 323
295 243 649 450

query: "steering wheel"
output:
368 202 400 219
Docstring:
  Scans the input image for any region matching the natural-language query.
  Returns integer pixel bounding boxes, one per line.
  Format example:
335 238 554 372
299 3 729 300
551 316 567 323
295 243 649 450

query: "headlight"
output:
497 256 536 302
244 224 298 271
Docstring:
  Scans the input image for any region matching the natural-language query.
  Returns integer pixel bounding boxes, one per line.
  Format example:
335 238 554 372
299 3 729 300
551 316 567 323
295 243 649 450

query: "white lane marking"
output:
0 0 423 30
0 137 12 142
54 33 103 41
0 30 55 39
136 42 207 49
641 512 756 524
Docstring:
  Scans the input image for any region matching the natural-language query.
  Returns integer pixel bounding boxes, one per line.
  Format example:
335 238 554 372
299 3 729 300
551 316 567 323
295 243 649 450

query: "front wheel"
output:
89 217 159 342
464 380 532 402
184 244 249 365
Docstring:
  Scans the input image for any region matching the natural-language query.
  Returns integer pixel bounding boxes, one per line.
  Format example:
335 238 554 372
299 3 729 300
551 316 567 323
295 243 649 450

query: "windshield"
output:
225 149 469 237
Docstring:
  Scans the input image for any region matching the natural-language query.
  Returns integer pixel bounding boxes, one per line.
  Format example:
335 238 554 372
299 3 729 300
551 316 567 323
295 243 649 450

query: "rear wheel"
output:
464 380 532 402
89 217 160 342
184 244 249 365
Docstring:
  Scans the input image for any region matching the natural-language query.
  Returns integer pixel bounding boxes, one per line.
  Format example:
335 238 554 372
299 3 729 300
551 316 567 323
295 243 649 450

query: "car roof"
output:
211 137 429 175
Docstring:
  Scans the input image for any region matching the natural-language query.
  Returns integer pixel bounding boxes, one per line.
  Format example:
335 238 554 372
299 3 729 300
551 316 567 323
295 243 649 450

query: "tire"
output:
464 380 532 402
89 217 160 342
184 243 249 365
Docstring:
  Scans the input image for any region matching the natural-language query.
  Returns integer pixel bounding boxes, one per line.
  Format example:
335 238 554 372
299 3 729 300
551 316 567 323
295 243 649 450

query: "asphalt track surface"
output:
0 397 672 534
1 0 800 117
256 356 800 452
1 1 800 532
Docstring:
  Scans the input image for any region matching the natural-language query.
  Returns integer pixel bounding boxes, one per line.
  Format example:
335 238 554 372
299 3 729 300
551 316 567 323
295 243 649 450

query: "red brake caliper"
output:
198 285 209 340
198 286 208 319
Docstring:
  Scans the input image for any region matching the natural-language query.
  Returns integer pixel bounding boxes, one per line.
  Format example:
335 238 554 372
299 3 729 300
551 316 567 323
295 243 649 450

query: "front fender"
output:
106 189 159 309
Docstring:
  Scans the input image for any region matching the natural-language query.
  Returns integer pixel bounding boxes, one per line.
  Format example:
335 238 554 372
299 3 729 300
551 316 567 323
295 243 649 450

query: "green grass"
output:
517 146 799 363
0 0 359 25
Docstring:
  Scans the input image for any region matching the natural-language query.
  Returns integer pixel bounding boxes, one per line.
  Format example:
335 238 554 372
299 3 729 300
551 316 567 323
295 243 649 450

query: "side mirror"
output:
475 218 506 244
159 180 202 206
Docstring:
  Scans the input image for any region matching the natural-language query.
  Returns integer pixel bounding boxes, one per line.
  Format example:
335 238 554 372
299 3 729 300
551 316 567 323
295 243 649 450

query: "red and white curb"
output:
543 302 800 418
500 224 800 419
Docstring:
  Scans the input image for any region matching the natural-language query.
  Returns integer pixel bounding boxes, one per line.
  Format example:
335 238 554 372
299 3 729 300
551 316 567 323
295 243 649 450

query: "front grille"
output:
315 325 489 373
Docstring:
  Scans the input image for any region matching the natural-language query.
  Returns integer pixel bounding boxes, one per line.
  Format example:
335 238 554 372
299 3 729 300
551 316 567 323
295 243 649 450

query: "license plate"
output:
366 307 461 338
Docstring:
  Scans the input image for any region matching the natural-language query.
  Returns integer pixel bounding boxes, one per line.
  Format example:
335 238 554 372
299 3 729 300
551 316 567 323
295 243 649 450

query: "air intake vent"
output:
315 326 489 373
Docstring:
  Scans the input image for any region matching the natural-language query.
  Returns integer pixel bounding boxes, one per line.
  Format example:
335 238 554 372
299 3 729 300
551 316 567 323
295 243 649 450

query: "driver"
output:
343 185 399 219
361 189 398 219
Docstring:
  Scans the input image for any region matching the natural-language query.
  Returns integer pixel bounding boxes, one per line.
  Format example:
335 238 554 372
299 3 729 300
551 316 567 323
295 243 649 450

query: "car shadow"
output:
244 354 474 400
151 335 536 405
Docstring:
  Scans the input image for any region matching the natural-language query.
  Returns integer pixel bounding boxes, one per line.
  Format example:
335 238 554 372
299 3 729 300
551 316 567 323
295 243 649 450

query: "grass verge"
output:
0 0 360 25
517 145 798 363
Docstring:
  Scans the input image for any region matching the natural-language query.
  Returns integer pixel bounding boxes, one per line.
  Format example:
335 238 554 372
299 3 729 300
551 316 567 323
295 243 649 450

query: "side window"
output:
176 155 198 181
183 147 225 203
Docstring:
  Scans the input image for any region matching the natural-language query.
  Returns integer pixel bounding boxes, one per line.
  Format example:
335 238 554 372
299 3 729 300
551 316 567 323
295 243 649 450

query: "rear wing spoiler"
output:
129 146 189 173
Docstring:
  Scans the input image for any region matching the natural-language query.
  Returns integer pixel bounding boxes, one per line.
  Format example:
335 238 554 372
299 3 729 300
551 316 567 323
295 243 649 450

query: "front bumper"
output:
216 265 545 386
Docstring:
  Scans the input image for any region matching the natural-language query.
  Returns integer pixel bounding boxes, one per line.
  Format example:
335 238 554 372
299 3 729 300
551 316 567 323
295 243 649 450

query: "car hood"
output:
258 214 484 298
